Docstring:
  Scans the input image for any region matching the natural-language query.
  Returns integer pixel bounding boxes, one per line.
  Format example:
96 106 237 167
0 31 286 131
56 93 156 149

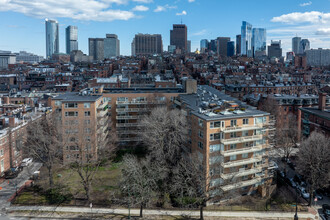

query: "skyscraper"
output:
227 41 235 57
299 39 310 54
45 19 59 59
236 35 241 55
252 28 266 57
241 21 252 57
292 36 301 55
104 34 120 58
170 24 187 53
200 39 209 53
209 40 217 53
187 40 191 53
131 34 163 56
217 37 230 56
89 38 104 61
66 26 78 54
268 40 282 58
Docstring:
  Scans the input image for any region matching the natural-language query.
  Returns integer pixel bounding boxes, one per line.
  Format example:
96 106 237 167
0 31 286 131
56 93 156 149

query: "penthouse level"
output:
175 85 274 200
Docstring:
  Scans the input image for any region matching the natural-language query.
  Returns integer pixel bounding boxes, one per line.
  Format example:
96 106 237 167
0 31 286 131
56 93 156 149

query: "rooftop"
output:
300 107 330 120
52 92 102 102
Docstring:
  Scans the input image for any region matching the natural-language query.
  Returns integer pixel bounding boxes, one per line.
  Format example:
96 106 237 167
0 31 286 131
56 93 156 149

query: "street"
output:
0 162 42 220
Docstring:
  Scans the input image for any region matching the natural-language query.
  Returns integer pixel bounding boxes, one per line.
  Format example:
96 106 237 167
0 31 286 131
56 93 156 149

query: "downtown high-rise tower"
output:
170 24 188 53
66 26 78 54
45 19 59 59
241 21 252 57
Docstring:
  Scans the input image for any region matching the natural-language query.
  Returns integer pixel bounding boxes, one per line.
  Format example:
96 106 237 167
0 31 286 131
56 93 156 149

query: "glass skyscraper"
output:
45 19 59 59
200 39 209 53
241 21 252 57
292 36 301 55
104 34 120 58
66 26 78 54
227 41 235 57
299 39 310 54
252 28 266 57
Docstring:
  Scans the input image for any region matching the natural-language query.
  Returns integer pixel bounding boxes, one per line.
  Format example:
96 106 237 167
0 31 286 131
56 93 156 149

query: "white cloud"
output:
154 4 177 12
192 29 207 36
271 11 330 24
132 5 149 11
0 0 138 21
315 28 330 35
299 1 312 7
176 10 187 16
133 0 153 3
188 0 195 2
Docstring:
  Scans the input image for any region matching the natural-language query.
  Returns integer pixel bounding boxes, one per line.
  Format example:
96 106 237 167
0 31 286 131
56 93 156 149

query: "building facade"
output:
45 19 59 59
306 49 330 67
227 41 235 57
131 34 163 56
241 21 253 57
236 35 241 55
66 26 78 54
0 51 16 69
89 38 104 61
292 37 301 55
268 40 282 59
200 39 209 53
170 24 188 53
15 51 44 64
217 37 230 57
104 34 120 58
252 28 266 57
299 39 310 54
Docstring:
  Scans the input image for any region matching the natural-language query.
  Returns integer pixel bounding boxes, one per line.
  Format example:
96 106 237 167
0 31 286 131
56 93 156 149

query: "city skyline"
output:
1 0 330 56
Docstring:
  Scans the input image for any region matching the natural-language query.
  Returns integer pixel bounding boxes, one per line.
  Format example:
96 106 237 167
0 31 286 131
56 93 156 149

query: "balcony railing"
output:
97 110 108 118
221 156 262 168
116 123 141 127
116 108 149 113
221 176 263 191
116 101 149 105
221 135 263 145
221 145 263 156
116 115 142 120
97 102 108 110
221 167 262 180
223 124 264 133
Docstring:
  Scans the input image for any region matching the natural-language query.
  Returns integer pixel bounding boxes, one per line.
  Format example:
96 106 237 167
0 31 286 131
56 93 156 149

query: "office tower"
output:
170 24 188 53
104 34 120 58
241 21 253 57
89 38 104 61
45 19 59 59
187 40 191 53
227 41 235 57
66 26 78 54
209 40 217 53
200 39 209 53
131 34 163 56
299 39 310 54
292 36 301 55
306 49 330 67
236 35 241 55
217 37 230 56
268 40 282 58
252 28 266 57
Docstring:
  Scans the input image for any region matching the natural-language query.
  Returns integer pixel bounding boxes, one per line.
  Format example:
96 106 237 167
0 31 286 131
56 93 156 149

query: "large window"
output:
84 103 91 108
210 133 221 141
230 155 237 161
198 119 203 127
210 144 221 153
243 118 249 125
65 111 78 117
198 130 204 138
210 121 221 128
230 119 237 127
198 142 203 150
64 103 78 108
84 111 91 116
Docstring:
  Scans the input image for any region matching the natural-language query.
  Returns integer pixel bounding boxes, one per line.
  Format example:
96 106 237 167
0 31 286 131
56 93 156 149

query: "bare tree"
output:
139 107 188 206
296 132 330 206
120 154 158 218
25 113 63 188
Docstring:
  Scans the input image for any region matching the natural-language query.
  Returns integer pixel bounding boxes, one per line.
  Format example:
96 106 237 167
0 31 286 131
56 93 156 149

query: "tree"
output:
139 107 188 205
121 154 157 218
296 132 330 206
25 113 63 188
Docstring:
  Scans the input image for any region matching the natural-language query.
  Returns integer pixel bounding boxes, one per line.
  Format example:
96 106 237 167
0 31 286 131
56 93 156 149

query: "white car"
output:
21 158 33 167
301 190 310 199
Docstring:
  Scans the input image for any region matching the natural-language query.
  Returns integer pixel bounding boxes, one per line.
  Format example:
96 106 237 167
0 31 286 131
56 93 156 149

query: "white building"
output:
0 51 16 69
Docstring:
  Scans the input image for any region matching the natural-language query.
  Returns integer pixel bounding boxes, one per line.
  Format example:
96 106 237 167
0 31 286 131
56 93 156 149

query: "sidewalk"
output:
7 205 319 219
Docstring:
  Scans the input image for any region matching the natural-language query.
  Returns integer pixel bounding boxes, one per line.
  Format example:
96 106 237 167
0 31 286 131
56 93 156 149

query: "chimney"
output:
318 92 326 111
9 117 15 127
3 97 9 105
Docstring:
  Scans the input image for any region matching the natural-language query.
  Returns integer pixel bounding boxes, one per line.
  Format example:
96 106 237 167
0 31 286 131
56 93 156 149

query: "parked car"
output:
289 178 297 188
4 166 23 179
322 204 330 217
21 158 33 167
301 189 310 199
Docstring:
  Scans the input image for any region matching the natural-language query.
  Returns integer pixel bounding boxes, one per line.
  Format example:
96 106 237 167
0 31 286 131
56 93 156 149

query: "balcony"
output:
116 123 140 127
97 110 108 118
221 135 263 145
221 167 262 180
119 137 143 142
116 115 142 120
223 124 263 133
97 102 108 110
117 130 139 135
222 156 262 168
221 145 263 156
116 108 149 113
221 177 263 191
116 101 148 105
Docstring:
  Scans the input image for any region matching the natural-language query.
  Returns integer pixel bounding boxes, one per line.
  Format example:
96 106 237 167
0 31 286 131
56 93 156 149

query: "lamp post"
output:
294 187 298 220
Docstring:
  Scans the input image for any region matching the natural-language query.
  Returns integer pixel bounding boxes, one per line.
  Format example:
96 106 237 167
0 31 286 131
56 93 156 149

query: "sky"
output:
0 0 330 57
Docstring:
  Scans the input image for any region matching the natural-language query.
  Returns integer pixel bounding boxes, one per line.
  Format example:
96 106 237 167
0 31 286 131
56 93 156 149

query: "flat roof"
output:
300 107 330 120
103 87 184 94
52 92 102 102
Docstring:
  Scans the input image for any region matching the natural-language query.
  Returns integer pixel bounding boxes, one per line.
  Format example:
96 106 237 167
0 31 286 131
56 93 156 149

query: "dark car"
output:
323 204 330 217
4 166 23 179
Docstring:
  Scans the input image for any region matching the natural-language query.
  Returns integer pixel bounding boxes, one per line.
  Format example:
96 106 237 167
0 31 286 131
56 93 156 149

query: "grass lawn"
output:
12 191 48 205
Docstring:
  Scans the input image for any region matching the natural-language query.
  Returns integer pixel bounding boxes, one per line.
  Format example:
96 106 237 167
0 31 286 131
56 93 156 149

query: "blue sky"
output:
1 0 330 57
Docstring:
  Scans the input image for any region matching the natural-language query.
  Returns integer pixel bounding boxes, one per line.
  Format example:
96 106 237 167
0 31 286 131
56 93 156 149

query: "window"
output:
198 119 203 127
117 97 128 102
230 132 237 138
243 118 249 125
84 103 91 108
198 142 203 150
85 136 91 142
230 155 237 161
198 130 204 138
210 133 221 141
55 101 61 106
64 103 78 108
242 130 249 137
70 137 76 142
84 120 90 125
0 149 3 156
84 111 91 116
230 120 237 127
85 128 91 134
210 121 221 128
210 144 221 152
242 153 249 158
65 111 78 117
230 144 236 150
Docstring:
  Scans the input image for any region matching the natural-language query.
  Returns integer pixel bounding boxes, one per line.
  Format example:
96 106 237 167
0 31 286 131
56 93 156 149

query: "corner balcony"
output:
221 167 262 180
97 102 108 110
221 135 263 145
97 110 108 118
223 124 263 133
221 156 262 168
116 101 149 105
221 145 263 156
116 115 142 120
221 177 263 191
116 108 148 113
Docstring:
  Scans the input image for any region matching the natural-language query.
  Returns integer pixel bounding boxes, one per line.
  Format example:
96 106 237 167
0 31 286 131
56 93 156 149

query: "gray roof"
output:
180 85 269 121
300 107 330 120
52 92 102 102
